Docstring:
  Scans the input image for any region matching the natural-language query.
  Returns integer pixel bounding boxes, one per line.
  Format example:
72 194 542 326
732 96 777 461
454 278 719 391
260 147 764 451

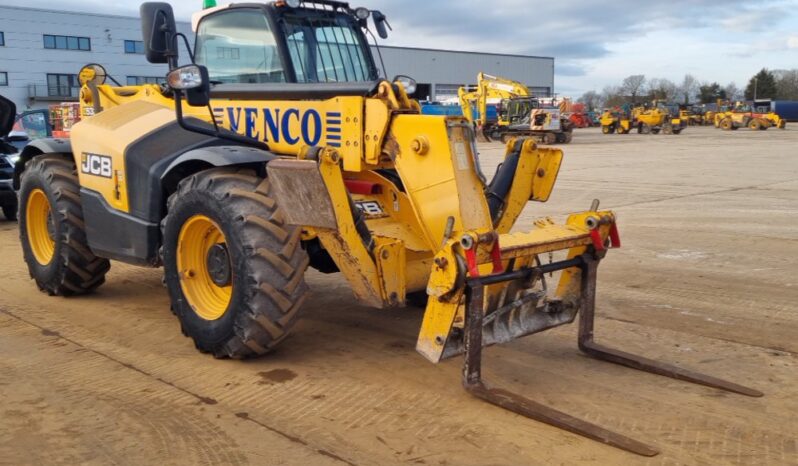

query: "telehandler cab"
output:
11 0 761 456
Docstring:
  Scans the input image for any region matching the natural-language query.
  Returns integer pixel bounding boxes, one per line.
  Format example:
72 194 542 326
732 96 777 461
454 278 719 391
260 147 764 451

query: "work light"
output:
167 65 205 90
354 7 370 19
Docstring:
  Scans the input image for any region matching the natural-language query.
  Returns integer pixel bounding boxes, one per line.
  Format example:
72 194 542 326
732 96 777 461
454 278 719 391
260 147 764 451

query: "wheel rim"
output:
177 215 233 321
26 188 55 265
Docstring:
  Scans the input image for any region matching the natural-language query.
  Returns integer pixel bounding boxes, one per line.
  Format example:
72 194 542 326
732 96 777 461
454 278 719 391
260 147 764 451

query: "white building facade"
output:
0 5 554 111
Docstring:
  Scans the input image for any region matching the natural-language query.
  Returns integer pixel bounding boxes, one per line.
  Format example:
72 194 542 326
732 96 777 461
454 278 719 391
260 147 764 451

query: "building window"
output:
126 76 167 86
43 35 91 51
124 40 145 54
0 72 7 86
216 47 240 60
47 73 79 97
0 32 5 46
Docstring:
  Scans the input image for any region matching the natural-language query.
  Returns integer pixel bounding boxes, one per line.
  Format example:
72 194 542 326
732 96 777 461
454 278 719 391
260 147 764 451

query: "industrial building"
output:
0 5 554 111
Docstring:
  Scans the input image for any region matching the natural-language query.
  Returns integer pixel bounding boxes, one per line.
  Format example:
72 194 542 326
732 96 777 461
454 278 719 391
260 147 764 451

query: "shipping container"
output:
771 101 798 122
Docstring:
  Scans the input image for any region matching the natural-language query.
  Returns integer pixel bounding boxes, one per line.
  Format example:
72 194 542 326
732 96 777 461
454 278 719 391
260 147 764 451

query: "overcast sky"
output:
8 0 798 96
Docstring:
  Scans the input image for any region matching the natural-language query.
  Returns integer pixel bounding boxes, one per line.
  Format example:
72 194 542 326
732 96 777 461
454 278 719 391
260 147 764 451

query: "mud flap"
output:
266 159 337 229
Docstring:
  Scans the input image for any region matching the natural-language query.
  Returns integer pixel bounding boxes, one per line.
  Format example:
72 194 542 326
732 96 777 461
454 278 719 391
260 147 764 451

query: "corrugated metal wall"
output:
371 45 554 100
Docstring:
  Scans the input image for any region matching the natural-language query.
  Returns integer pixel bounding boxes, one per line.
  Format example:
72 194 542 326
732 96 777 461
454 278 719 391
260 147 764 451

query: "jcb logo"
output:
81 153 112 178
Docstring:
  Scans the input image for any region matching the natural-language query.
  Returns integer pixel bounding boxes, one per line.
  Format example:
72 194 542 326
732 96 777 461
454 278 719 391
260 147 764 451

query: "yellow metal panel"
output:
416 298 461 363
315 152 383 307
374 237 406 306
499 226 591 258
86 85 369 171
392 115 492 251
495 139 563 233
70 100 176 212
363 99 390 165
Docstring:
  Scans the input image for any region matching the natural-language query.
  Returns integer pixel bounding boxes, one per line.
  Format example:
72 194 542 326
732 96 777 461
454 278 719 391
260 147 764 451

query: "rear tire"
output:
18 155 110 296
161 168 309 358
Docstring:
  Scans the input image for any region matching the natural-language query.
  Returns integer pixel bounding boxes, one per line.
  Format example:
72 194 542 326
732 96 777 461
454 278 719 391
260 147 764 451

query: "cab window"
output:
195 9 285 83
282 15 373 83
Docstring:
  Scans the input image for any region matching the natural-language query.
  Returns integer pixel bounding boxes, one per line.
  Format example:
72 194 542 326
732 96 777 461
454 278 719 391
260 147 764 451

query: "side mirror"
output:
140 2 177 65
167 65 211 107
7 131 29 142
393 75 417 95
0 94 15 138
372 11 390 39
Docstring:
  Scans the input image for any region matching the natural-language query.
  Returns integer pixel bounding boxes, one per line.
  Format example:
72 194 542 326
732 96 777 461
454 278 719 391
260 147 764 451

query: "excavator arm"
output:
458 73 533 142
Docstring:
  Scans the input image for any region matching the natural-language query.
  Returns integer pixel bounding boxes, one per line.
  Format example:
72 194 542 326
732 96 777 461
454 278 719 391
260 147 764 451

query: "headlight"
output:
285 0 301 7
354 7 370 20
167 65 205 90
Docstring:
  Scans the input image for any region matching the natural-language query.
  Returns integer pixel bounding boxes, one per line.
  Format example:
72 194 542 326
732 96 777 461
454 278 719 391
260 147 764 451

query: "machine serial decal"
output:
354 200 387 218
80 153 112 178
214 107 343 148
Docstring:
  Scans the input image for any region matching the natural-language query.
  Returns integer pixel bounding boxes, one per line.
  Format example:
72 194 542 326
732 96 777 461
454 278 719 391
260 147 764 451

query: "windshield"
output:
280 13 375 83
195 9 285 84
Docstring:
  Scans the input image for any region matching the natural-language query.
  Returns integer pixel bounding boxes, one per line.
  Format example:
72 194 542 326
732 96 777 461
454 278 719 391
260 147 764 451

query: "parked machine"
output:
599 108 632 134
0 95 22 220
9 0 761 457
632 101 686 134
600 101 684 135
680 105 704 126
717 103 772 130
754 109 787 129
458 73 573 144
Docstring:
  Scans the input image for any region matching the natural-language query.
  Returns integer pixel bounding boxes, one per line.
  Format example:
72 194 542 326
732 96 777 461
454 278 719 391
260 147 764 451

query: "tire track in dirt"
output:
0 309 348 466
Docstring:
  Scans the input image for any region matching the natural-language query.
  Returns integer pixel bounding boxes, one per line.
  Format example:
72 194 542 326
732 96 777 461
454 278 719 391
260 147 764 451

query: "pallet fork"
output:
461 253 763 456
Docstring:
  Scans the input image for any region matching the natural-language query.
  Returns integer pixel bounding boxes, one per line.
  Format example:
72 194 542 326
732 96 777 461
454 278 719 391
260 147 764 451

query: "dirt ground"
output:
1 125 797 466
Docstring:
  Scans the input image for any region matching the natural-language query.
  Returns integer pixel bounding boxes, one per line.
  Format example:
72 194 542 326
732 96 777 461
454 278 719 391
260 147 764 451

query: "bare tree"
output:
774 69 798 100
620 75 646 104
647 78 678 102
577 90 602 111
679 74 698 104
724 82 742 102
601 85 625 108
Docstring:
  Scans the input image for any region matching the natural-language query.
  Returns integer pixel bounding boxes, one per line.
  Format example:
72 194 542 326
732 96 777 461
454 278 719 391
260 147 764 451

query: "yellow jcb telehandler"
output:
717 104 771 131
9 0 761 457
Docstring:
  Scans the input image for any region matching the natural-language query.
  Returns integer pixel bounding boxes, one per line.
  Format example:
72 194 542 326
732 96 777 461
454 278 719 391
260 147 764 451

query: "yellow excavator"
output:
9 0 760 457
458 73 573 144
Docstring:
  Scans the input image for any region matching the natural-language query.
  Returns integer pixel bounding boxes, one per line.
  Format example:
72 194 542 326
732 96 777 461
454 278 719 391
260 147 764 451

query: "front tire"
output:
720 118 733 130
161 168 309 358
18 155 110 295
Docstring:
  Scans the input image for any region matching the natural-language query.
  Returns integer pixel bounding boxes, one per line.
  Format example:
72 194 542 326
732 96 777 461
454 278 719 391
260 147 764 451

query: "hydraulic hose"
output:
485 139 524 224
